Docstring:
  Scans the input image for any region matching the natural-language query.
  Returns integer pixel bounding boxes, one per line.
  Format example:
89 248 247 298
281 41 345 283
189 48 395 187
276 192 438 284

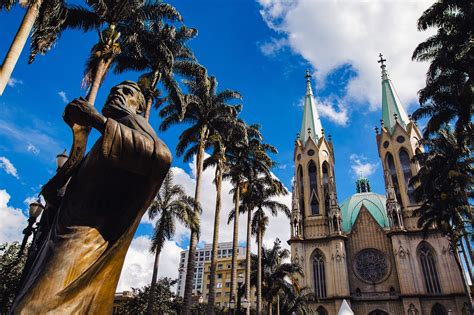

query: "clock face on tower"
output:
353 248 390 283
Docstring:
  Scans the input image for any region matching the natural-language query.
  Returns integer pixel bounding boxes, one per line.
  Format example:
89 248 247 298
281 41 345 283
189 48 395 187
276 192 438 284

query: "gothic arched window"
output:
313 250 326 298
399 149 416 204
431 303 447 315
298 165 305 217
308 161 320 215
418 242 442 294
385 153 402 204
322 162 330 215
316 306 328 315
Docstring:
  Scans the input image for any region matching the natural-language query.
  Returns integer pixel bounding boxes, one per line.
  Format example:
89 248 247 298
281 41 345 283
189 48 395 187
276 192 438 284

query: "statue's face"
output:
103 82 145 118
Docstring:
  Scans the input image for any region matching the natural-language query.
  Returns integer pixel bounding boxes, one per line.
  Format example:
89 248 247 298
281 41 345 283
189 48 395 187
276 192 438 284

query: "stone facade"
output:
289 69 467 315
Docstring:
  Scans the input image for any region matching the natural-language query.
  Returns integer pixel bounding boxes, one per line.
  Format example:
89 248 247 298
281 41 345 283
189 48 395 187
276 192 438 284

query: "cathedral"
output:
289 59 468 315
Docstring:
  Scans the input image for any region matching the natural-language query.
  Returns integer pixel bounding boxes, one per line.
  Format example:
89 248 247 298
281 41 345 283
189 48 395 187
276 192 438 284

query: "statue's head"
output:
103 81 146 119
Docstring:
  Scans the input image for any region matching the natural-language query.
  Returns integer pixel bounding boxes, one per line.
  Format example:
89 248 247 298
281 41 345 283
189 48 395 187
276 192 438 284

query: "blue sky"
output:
0 0 433 289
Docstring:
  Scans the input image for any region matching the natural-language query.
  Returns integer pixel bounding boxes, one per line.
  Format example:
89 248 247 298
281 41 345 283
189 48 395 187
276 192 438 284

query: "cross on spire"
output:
305 69 311 80
378 53 388 80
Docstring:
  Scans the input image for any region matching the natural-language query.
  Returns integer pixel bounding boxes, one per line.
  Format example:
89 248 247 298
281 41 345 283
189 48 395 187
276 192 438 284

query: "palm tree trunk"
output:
276 295 280 315
257 228 262 314
182 128 207 315
86 58 112 105
144 96 154 121
144 72 160 121
229 183 241 310
0 0 42 95
454 245 474 312
245 207 252 315
268 301 272 315
206 162 223 315
146 247 162 315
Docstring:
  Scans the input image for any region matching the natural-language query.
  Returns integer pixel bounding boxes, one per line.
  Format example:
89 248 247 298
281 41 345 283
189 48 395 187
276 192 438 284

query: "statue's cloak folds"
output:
13 113 170 314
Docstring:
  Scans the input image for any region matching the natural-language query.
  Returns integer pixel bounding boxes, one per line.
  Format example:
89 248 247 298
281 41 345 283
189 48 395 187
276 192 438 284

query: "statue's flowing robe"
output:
12 114 171 314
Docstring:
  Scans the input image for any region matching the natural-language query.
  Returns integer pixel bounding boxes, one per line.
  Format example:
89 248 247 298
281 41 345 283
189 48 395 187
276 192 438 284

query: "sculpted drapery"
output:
11 82 171 314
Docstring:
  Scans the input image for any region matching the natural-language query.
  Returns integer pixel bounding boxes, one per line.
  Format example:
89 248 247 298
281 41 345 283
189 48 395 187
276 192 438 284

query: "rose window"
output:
353 248 389 283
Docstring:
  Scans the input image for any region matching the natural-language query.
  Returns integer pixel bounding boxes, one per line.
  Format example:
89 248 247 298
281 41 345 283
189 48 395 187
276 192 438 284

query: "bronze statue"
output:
11 81 171 314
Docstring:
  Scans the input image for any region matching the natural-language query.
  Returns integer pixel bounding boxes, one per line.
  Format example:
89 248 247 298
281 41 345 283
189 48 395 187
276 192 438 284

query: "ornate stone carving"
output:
353 248 389 283
394 244 410 259
407 303 419 315
332 245 345 262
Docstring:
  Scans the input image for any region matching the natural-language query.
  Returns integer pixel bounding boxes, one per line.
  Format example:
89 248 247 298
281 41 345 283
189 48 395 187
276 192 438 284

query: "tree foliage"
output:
411 128 473 245
118 278 182 315
0 242 28 314
412 0 473 141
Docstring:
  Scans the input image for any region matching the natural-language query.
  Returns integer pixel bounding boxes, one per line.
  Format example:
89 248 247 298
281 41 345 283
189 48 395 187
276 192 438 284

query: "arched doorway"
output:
368 310 388 315
431 303 447 315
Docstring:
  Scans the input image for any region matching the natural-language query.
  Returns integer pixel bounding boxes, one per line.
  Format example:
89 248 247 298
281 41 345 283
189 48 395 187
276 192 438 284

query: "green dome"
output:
339 192 388 232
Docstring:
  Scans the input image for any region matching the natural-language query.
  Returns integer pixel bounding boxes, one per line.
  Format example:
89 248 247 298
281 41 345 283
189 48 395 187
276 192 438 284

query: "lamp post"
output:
229 298 235 315
241 297 250 311
17 199 44 259
56 149 69 171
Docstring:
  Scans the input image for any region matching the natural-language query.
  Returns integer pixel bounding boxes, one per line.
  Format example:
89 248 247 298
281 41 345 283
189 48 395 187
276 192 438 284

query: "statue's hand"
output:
64 98 106 133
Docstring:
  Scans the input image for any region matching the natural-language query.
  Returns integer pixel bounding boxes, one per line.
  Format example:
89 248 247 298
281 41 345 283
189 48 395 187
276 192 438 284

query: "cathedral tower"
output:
290 71 349 312
375 54 424 230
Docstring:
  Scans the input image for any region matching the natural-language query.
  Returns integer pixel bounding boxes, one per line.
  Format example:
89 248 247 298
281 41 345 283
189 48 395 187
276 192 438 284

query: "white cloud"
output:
58 91 69 104
27 144 40 155
350 154 378 178
316 98 349 126
117 236 182 291
0 156 19 179
0 189 27 243
7 77 23 88
259 37 288 56
258 0 434 111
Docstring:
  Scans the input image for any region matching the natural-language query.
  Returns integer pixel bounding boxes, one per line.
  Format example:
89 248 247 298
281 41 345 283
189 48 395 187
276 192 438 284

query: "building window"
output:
217 283 222 289
218 264 223 270
431 303 447 315
225 282 231 288
418 242 441 294
386 153 402 204
298 165 305 217
316 306 328 315
399 149 416 204
322 162 330 215
308 161 320 215
217 273 222 279
313 250 326 298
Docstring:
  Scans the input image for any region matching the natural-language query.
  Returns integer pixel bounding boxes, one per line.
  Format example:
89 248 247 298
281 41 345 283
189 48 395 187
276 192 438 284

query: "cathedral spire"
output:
378 54 410 133
300 70 323 143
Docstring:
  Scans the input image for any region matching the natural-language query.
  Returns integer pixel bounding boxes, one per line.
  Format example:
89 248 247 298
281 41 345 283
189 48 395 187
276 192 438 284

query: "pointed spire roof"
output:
378 54 410 133
299 70 323 143
338 299 354 315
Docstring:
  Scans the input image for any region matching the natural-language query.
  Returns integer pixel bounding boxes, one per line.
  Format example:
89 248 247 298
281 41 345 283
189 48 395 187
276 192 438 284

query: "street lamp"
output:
17 199 45 259
229 298 235 315
241 297 250 309
56 149 69 171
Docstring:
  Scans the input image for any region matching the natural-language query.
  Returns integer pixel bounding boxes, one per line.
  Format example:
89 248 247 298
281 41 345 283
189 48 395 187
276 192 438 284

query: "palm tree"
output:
278 283 313 315
0 0 66 94
159 70 242 315
146 170 200 315
114 21 199 121
412 0 473 142
248 239 302 315
411 128 474 311
63 0 182 105
224 124 277 309
204 118 246 315
249 180 289 314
